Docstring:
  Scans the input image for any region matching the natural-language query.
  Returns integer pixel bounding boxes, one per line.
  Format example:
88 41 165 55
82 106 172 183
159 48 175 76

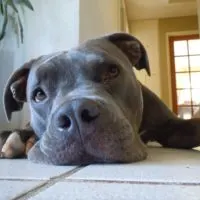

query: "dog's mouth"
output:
27 116 147 165
27 97 147 165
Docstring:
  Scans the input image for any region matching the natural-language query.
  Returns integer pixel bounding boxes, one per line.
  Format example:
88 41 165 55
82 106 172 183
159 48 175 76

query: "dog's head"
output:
3 33 150 165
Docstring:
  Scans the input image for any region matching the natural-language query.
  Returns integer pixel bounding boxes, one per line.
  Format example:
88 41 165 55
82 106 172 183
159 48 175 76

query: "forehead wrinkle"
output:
29 52 68 83
37 51 65 68
68 50 104 66
32 64 58 90
36 62 56 81
36 53 72 79
81 39 134 71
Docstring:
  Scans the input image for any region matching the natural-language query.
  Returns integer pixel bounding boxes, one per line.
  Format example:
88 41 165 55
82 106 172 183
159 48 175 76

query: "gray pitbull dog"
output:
1 33 200 165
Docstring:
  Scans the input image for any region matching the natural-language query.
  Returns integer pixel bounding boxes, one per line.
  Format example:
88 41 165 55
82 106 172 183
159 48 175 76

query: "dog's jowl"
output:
1 33 200 165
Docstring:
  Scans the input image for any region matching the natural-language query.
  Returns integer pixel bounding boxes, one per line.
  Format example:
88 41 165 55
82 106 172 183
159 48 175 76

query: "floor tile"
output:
69 147 200 183
29 181 200 200
0 180 43 200
0 159 77 180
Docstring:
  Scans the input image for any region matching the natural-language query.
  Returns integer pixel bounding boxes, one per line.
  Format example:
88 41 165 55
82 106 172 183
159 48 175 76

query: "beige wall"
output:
130 16 198 110
79 0 120 43
130 20 161 97
159 15 198 108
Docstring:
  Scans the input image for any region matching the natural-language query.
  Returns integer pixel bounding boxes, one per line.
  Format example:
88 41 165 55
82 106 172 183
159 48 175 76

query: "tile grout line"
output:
0 178 44 181
65 178 200 186
12 166 86 200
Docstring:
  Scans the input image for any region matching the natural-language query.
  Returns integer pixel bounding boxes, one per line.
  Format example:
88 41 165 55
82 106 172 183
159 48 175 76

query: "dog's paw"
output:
0 129 36 159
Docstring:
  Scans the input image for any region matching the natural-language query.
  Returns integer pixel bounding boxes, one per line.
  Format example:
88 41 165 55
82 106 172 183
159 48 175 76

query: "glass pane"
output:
189 56 200 71
175 56 189 72
174 40 188 56
193 106 200 116
191 72 200 89
178 106 192 119
191 89 200 105
177 89 191 105
188 39 200 55
176 73 190 89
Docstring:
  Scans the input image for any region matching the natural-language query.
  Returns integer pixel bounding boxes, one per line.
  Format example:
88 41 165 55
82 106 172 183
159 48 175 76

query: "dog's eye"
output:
101 65 120 84
33 88 46 103
108 65 120 78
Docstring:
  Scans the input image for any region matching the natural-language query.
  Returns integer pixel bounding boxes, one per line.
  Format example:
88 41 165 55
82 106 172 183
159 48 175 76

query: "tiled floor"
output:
1 147 200 200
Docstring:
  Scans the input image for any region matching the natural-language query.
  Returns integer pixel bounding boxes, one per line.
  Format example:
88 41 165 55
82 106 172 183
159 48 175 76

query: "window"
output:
169 34 200 119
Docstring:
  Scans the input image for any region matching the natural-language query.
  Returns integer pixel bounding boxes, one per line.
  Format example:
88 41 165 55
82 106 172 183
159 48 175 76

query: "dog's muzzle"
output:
52 99 100 134
28 96 147 165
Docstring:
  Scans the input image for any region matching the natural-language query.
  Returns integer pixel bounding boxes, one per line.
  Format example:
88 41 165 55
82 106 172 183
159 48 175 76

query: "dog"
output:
1 32 200 165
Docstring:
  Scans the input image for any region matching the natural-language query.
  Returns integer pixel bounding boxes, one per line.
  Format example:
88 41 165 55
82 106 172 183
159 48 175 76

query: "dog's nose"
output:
53 99 100 131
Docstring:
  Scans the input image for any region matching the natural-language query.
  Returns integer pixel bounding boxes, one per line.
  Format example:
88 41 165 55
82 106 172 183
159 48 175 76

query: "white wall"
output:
130 20 161 97
19 0 81 127
0 0 121 129
0 22 23 130
22 0 80 60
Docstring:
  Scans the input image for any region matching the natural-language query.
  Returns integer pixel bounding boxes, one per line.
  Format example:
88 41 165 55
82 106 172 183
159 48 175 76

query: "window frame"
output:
169 34 200 116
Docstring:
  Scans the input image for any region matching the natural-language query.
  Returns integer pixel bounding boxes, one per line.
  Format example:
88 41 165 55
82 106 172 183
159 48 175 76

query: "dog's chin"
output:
27 143 97 165
27 129 147 165
28 144 147 166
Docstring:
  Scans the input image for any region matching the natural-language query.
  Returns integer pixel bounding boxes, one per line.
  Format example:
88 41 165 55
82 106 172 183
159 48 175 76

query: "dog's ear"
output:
3 52 64 122
107 33 150 76
3 58 39 122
